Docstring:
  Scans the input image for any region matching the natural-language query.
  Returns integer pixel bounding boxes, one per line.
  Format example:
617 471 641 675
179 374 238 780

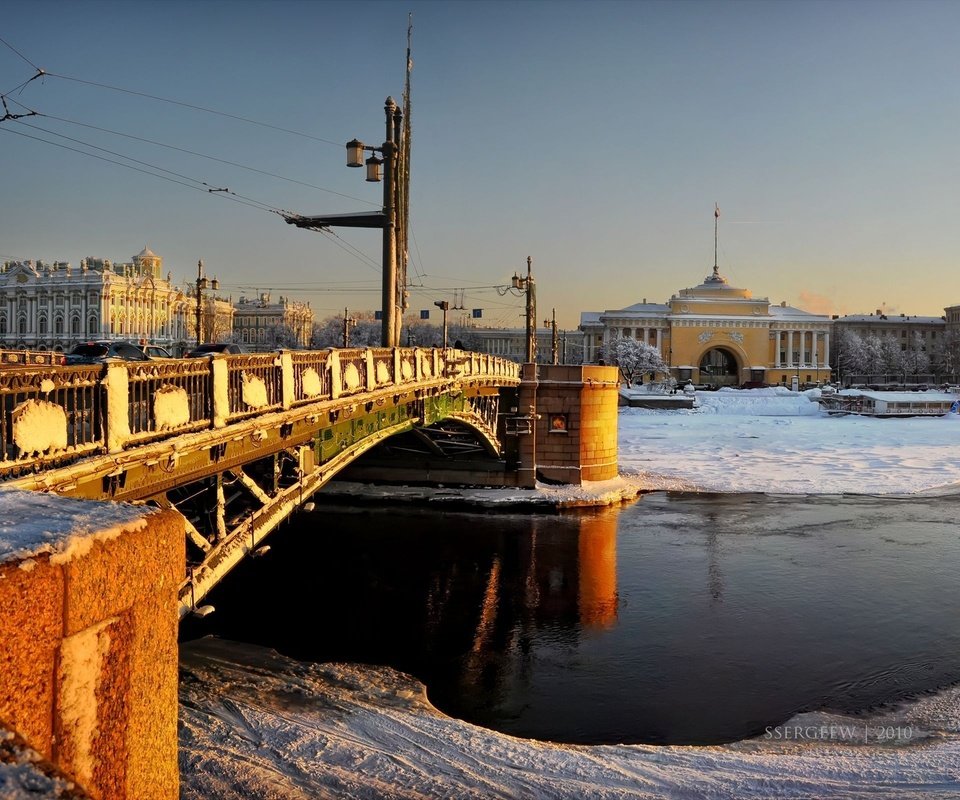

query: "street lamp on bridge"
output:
543 308 558 365
501 256 537 363
434 300 450 348
285 98 406 349
194 259 219 348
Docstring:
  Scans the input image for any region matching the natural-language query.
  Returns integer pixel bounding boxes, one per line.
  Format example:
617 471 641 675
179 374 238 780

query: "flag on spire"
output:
715 203 720 219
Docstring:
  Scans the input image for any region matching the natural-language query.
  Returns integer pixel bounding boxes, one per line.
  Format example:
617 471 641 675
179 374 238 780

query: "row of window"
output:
0 317 94 336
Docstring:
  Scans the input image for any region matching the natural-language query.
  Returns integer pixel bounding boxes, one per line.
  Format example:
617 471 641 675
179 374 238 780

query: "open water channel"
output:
183 491 960 745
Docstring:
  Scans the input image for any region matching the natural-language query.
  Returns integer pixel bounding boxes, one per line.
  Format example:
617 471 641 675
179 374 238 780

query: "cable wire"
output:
44 70 345 148
0 36 42 72
0 124 278 215
13 104 379 207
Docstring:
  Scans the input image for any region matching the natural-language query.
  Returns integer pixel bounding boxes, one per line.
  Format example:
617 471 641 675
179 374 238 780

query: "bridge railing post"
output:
279 351 294 410
328 350 342 400
393 348 402 386
104 361 131 453
211 357 229 428
433 348 441 379
365 349 376 392
413 347 422 382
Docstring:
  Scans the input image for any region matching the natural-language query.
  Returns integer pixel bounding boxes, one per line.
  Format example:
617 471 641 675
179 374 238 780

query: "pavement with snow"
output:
178 388 960 798
179 638 960 800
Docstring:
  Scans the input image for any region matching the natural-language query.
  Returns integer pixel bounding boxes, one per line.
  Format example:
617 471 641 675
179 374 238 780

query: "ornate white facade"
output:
233 293 314 351
0 247 192 351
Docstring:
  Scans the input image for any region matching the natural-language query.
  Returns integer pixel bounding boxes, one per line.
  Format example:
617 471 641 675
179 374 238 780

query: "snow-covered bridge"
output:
0 347 524 614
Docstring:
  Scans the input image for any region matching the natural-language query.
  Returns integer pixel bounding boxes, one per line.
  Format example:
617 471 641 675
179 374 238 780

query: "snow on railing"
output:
125 358 213 445
225 353 284 423
290 351 331 408
0 365 103 467
0 347 520 474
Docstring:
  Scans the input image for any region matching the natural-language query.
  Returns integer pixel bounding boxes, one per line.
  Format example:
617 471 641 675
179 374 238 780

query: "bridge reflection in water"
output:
0 347 521 615
184 503 619 733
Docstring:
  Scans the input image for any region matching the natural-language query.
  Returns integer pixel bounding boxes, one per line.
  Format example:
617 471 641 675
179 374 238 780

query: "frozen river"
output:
179 390 960 798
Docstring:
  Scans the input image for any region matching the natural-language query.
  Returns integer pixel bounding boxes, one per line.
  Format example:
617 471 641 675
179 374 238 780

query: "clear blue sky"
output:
2 0 958 329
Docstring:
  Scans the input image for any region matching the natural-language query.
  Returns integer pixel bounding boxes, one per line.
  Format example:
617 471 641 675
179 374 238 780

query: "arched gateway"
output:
699 346 740 386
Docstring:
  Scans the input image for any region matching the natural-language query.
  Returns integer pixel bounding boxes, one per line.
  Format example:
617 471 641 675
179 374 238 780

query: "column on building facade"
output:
641 327 647 343
786 330 793 366
823 332 830 373
775 331 782 367
656 328 662 352
812 331 820 368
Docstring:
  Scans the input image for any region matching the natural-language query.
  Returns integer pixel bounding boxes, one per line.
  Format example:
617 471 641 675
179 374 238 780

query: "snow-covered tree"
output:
263 323 301 350
836 329 868 378
310 315 382 349
880 334 906 377
931 330 960 379
904 331 930 376
607 336 667 386
861 334 886 376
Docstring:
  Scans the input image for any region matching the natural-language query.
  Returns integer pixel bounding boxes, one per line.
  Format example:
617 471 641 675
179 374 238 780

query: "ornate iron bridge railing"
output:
0 348 521 479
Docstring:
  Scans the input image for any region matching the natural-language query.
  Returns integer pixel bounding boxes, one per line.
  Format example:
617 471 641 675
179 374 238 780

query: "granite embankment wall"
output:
0 500 183 800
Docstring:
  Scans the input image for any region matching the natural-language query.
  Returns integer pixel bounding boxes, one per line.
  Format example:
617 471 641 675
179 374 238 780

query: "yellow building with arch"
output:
580 265 832 387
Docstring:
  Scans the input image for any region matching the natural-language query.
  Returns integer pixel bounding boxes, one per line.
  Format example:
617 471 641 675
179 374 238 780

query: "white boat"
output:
819 389 957 417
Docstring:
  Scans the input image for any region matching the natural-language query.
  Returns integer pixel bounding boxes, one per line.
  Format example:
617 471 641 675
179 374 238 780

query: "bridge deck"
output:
0 347 521 616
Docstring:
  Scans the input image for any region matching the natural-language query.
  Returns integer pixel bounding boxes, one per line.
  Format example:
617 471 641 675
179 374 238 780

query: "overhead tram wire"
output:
0 124 285 217
40 70 345 148
0 35 42 72
3 101 380 208
12 118 288 215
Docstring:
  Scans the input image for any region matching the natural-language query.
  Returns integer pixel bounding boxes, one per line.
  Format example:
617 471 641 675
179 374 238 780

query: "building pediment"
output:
3 262 41 283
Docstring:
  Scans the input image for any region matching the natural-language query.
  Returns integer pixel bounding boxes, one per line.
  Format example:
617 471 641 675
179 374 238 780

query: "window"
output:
38 317 47 335
18 318 26 335
72 317 80 335
0 318 6 335
54 317 63 335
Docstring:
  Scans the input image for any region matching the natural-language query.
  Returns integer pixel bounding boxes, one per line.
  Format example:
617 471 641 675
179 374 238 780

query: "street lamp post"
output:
194 259 219 348
434 300 450 348
345 97 403 348
543 308 558 365
284 96 406 349
512 256 537 363
342 307 357 348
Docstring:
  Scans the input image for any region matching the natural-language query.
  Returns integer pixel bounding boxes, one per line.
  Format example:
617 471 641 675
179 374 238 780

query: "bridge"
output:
0 348 619 798
0 347 535 616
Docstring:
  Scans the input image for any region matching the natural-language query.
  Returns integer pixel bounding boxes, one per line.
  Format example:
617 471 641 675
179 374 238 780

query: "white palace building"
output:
0 247 193 352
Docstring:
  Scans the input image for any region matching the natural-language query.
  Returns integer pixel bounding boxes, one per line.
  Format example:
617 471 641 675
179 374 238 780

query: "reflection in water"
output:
578 513 619 628
445 512 620 718
184 493 960 745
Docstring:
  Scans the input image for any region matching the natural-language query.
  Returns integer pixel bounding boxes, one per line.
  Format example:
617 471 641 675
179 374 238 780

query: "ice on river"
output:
619 387 960 495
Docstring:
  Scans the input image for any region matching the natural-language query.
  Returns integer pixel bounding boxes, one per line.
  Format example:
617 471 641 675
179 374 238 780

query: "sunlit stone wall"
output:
534 364 619 484
0 501 183 800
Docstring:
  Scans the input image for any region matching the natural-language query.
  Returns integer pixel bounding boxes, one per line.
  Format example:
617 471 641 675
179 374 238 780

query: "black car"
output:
65 340 152 365
186 343 244 358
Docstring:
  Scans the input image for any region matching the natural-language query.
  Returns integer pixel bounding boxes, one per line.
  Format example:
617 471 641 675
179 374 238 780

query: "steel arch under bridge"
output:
0 347 521 616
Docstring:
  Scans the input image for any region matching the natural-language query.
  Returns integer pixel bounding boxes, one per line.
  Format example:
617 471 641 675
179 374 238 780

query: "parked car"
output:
186 343 244 358
140 344 173 359
65 340 151 365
